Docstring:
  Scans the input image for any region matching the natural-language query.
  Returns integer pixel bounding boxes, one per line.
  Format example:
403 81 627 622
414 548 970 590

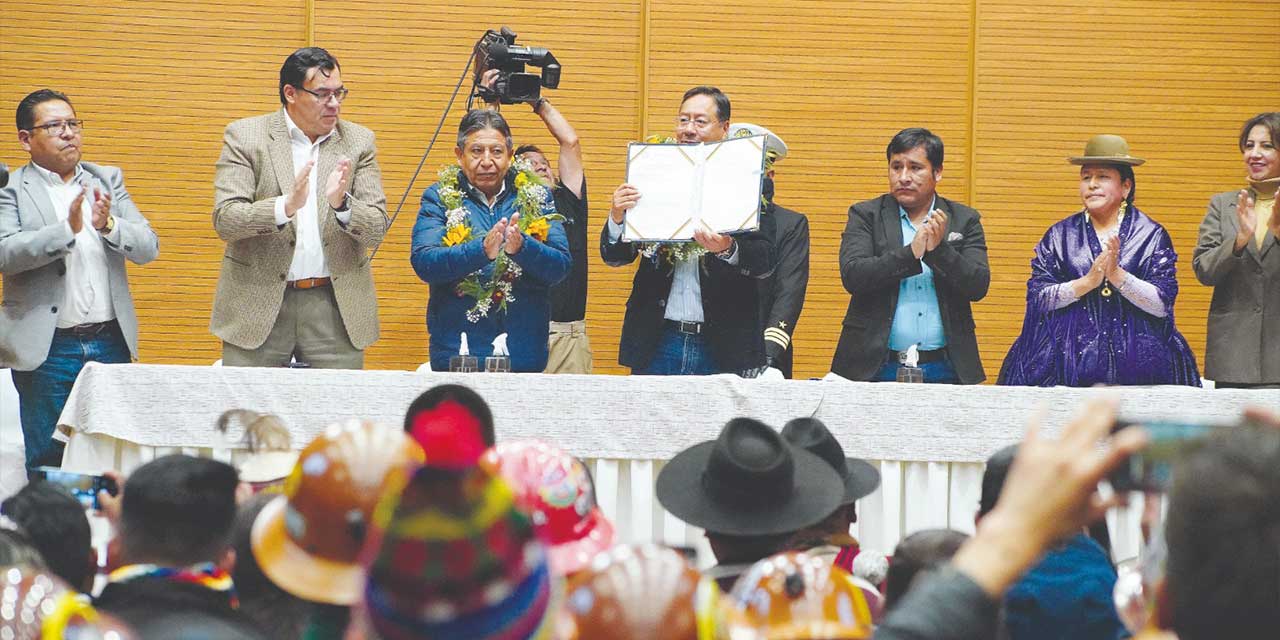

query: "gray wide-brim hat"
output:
1069 134 1145 166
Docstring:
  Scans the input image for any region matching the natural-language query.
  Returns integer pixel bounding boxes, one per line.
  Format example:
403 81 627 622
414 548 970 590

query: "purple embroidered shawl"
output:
998 206 1201 387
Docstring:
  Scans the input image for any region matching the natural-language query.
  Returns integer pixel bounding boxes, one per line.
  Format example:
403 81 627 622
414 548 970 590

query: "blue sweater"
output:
410 171 570 372
1003 533 1129 640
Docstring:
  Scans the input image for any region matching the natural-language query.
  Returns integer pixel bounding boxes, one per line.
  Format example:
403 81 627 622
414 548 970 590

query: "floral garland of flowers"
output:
438 157 564 322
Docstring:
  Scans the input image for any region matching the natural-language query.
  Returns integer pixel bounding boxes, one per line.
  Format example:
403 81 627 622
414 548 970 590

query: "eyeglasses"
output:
676 115 719 130
29 119 84 136
297 86 349 103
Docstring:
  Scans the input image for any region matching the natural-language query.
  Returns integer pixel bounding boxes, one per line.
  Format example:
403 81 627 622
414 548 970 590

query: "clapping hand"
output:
284 160 315 218
503 213 524 255
910 221 933 259
1104 235 1127 283
324 158 352 210
1087 241 1117 288
68 187 87 234
1234 189 1257 252
91 188 113 232
923 209 948 252
484 216 510 260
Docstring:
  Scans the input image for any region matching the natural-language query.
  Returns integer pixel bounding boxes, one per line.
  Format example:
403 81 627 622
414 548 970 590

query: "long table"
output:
57 362 1280 563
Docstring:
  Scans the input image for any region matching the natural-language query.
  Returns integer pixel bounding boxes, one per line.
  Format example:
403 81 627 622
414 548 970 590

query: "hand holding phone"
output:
1107 421 1221 492
33 467 120 511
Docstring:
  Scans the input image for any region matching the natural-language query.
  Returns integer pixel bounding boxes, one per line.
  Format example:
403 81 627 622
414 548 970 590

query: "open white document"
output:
622 134 766 242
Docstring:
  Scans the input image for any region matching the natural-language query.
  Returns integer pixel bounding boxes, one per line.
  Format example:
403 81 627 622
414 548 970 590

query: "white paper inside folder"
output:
622 134 766 242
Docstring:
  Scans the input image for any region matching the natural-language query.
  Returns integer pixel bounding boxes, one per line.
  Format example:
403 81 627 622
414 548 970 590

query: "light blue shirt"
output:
888 200 947 351
606 219 738 323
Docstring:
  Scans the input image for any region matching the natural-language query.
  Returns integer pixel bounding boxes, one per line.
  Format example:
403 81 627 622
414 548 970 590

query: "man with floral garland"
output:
603 86 775 376
411 109 570 372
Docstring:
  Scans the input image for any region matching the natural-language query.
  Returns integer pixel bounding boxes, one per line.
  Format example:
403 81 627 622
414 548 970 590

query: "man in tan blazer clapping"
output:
212 47 387 368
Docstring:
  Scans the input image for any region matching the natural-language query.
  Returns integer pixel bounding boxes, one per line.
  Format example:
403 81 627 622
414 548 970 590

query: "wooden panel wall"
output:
2 1 1276 380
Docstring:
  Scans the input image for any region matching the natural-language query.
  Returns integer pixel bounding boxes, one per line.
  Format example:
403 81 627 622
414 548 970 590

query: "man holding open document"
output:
601 86 775 376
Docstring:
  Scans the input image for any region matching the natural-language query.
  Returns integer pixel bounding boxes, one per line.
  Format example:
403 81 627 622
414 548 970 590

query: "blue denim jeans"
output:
11 322 130 472
871 357 960 384
632 326 721 376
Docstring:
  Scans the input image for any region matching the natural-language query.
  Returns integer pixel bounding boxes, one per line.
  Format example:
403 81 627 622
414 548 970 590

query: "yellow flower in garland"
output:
443 225 472 247
525 217 550 242
514 172 530 189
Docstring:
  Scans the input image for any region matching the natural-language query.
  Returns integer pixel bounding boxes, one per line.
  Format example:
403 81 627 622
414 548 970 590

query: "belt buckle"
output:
897 350 908 365
682 321 700 335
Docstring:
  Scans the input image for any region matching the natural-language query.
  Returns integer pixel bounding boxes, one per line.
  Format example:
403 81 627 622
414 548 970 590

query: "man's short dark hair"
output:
1239 112 1280 152
16 89 72 131
1166 423 1280 640
886 127 944 170
0 528 45 568
456 109 513 152
883 528 969 611
681 86 731 123
1 482 93 591
978 444 1017 518
403 384 496 447
231 493 311 636
279 47 340 107
119 455 240 567
514 144 544 158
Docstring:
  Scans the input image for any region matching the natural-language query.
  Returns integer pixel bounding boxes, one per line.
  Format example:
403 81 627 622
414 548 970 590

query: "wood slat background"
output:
2 0 1277 380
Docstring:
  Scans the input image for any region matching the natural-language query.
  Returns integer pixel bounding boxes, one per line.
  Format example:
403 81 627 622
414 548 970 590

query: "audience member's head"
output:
978 444 1018 520
0 525 45 568
1 481 95 591
559 544 713 640
656 418 845 567
0 566 135 639
720 550 873 639
118 455 240 568
360 463 558 639
883 529 969 611
1163 420 1280 640
252 419 423 606
781 417 881 548
487 439 615 576
230 492 310 639
404 384 496 465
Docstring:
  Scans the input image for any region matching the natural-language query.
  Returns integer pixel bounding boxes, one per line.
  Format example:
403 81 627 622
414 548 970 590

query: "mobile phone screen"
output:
34 467 117 510
1108 421 1219 492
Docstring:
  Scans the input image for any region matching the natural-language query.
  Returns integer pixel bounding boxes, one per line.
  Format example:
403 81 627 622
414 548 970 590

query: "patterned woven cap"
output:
361 463 558 640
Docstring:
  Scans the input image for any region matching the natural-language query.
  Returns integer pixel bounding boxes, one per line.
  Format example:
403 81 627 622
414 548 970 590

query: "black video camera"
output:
474 27 561 105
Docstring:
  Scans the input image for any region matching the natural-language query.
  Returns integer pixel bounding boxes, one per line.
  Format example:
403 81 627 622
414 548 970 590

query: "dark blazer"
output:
758 201 810 378
1192 189 1280 384
600 224 775 372
830 193 990 383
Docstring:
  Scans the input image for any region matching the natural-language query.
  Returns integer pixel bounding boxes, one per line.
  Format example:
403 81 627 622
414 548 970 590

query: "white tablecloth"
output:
56 362 1280 563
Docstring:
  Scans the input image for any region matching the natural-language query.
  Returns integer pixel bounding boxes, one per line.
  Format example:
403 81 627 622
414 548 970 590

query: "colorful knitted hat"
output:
360 463 559 640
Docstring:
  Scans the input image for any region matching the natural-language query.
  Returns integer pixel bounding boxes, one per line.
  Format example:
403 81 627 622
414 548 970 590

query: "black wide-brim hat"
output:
781 417 882 504
655 418 845 536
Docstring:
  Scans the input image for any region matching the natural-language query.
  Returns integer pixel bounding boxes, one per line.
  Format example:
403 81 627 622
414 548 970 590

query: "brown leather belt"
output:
55 319 119 336
287 277 332 289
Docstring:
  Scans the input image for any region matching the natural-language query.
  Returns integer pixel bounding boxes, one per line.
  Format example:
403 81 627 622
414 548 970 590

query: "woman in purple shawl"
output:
999 135 1200 387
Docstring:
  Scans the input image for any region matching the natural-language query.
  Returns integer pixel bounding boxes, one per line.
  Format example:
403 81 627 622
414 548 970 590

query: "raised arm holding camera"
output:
479 68 591 374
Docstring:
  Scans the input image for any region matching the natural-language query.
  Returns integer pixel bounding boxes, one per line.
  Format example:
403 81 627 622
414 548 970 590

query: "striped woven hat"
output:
360 463 559 640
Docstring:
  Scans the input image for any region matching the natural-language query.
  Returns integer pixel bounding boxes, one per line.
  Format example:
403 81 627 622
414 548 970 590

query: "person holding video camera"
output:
603 87 775 376
478 69 591 374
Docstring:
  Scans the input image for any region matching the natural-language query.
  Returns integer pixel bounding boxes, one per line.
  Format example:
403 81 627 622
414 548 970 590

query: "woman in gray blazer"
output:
1193 112 1280 388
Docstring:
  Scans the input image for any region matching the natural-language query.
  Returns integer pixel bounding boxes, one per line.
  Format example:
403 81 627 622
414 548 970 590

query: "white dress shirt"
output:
606 218 739 323
273 111 351 281
32 162 117 327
